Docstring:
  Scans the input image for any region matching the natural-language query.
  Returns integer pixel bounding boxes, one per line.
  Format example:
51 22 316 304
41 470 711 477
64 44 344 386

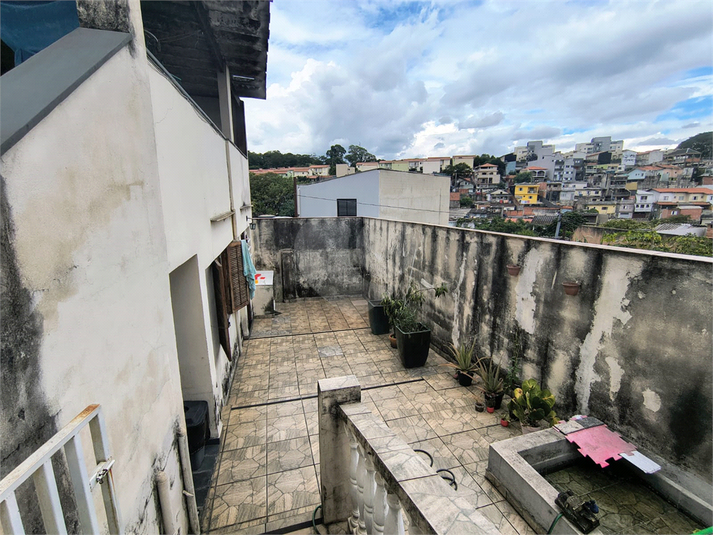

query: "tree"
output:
514 171 533 184
541 211 587 239
345 145 376 167
460 196 473 207
325 144 346 175
249 172 295 216
443 163 473 179
677 131 712 159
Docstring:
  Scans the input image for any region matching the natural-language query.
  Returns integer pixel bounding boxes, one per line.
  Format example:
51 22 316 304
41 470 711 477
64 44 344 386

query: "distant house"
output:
296 169 450 226
356 161 379 172
526 166 548 180
514 184 540 205
422 156 451 174
474 163 501 187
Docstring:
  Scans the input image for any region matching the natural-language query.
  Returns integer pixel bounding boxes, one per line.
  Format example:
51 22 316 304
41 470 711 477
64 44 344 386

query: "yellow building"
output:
514 184 540 204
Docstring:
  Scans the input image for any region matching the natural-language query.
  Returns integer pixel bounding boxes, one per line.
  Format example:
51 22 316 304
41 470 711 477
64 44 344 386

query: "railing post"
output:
348 434 360 532
373 472 386 535
364 454 376 534
356 446 366 535
318 376 361 525
384 493 405 535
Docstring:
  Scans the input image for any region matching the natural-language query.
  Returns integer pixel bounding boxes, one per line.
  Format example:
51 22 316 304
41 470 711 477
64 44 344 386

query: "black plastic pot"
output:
395 324 431 368
457 371 473 386
485 391 505 410
368 300 390 335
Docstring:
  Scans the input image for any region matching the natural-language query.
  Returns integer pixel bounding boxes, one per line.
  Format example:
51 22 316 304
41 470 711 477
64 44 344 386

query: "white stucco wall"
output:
378 170 450 226
297 171 380 218
0 46 187 534
149 64 248 436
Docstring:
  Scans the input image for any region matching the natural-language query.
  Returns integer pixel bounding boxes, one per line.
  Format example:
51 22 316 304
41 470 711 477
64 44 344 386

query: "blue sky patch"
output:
655 95 712 122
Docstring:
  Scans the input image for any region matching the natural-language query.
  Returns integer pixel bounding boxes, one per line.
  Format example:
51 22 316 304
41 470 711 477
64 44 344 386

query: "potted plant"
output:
562 281 581 296
367 299 390 335
500 415 510 427
507 379 558 434
381 282 448 368
477 359 504 411
441 342 477 386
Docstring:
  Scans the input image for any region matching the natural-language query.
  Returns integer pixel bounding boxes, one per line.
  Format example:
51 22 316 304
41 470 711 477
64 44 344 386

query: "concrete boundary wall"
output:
253 217 712 482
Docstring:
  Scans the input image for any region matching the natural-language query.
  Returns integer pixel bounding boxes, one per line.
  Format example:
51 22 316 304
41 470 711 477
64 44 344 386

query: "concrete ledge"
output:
340 399 499 534
1 28 131 154
487 427 713 534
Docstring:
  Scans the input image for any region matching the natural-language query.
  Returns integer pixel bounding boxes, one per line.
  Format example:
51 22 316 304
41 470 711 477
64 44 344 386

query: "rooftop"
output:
202 297 527 534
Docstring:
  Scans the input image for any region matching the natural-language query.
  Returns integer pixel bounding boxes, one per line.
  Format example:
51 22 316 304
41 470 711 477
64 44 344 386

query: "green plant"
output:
476 360 504 395
504 327 523 393
442 342 478 375
381 282 448 333
507 379 557 428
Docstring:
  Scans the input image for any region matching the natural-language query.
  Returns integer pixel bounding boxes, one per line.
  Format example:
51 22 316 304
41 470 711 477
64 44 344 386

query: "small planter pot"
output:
474 401 485 412
562 281 581 296
500 418 509 427
506 264 521 276
395 324 431 368
486 406 495 413
368 300 390 335
389 334 397 348
457 371 473 387
485 392 505 410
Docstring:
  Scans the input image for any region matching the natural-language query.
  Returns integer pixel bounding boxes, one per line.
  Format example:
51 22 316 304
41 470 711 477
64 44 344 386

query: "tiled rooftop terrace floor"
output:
202 296 532 535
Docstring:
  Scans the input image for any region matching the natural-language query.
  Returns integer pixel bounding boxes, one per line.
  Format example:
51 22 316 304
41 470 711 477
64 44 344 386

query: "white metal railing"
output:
0 404 122 535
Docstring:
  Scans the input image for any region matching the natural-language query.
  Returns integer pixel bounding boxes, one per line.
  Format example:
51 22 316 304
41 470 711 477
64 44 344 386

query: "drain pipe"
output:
156 470 176 535
177 427 201 534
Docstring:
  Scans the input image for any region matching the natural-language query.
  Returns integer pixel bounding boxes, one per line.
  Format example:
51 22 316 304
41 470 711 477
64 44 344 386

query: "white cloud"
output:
246 0 713 159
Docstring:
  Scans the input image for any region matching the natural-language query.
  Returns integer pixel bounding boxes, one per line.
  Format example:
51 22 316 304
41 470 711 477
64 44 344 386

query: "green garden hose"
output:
547 512 564 534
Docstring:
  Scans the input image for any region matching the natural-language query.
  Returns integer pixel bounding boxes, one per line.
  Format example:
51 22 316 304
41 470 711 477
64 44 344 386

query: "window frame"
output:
337 198 357 217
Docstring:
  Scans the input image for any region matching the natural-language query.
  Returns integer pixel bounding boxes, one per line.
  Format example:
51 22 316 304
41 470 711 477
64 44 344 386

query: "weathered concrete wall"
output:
363 218 712 483
0 43 187 534
253 216 712 482
251 218 364 302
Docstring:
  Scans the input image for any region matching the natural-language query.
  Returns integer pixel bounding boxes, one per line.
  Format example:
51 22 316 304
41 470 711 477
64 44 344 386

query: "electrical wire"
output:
298 194 450 215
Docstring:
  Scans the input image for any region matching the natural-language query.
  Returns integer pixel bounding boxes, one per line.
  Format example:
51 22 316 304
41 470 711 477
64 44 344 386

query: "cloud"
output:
246 0 713 159
634 137 677 147
511 126 562 141
458 111 504 130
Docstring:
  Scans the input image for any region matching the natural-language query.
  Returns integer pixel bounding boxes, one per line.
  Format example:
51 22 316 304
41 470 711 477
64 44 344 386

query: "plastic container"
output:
184 401 209 470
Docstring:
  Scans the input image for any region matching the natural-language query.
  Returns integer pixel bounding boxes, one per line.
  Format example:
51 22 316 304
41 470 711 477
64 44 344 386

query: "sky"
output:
244 0 713 160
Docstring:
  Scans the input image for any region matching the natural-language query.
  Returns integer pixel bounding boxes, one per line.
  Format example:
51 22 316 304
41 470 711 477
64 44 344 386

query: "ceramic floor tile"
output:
267 414 309 442
210 476 267 529
267 466 321 515
223 420 267 451
217 444 267 484
408 437 461 471
267 400 304 419
267 436 314 474
386 414 438 443
441 429 490 465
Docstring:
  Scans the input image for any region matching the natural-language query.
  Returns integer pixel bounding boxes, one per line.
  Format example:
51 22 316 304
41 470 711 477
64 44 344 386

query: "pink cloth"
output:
565 425 637 467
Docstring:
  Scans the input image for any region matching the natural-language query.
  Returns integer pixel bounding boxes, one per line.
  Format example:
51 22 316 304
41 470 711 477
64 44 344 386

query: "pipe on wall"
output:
156 470 176 535
177 427 201 534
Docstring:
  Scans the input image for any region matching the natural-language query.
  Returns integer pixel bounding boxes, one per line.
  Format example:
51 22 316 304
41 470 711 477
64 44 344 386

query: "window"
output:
337 198 357 217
